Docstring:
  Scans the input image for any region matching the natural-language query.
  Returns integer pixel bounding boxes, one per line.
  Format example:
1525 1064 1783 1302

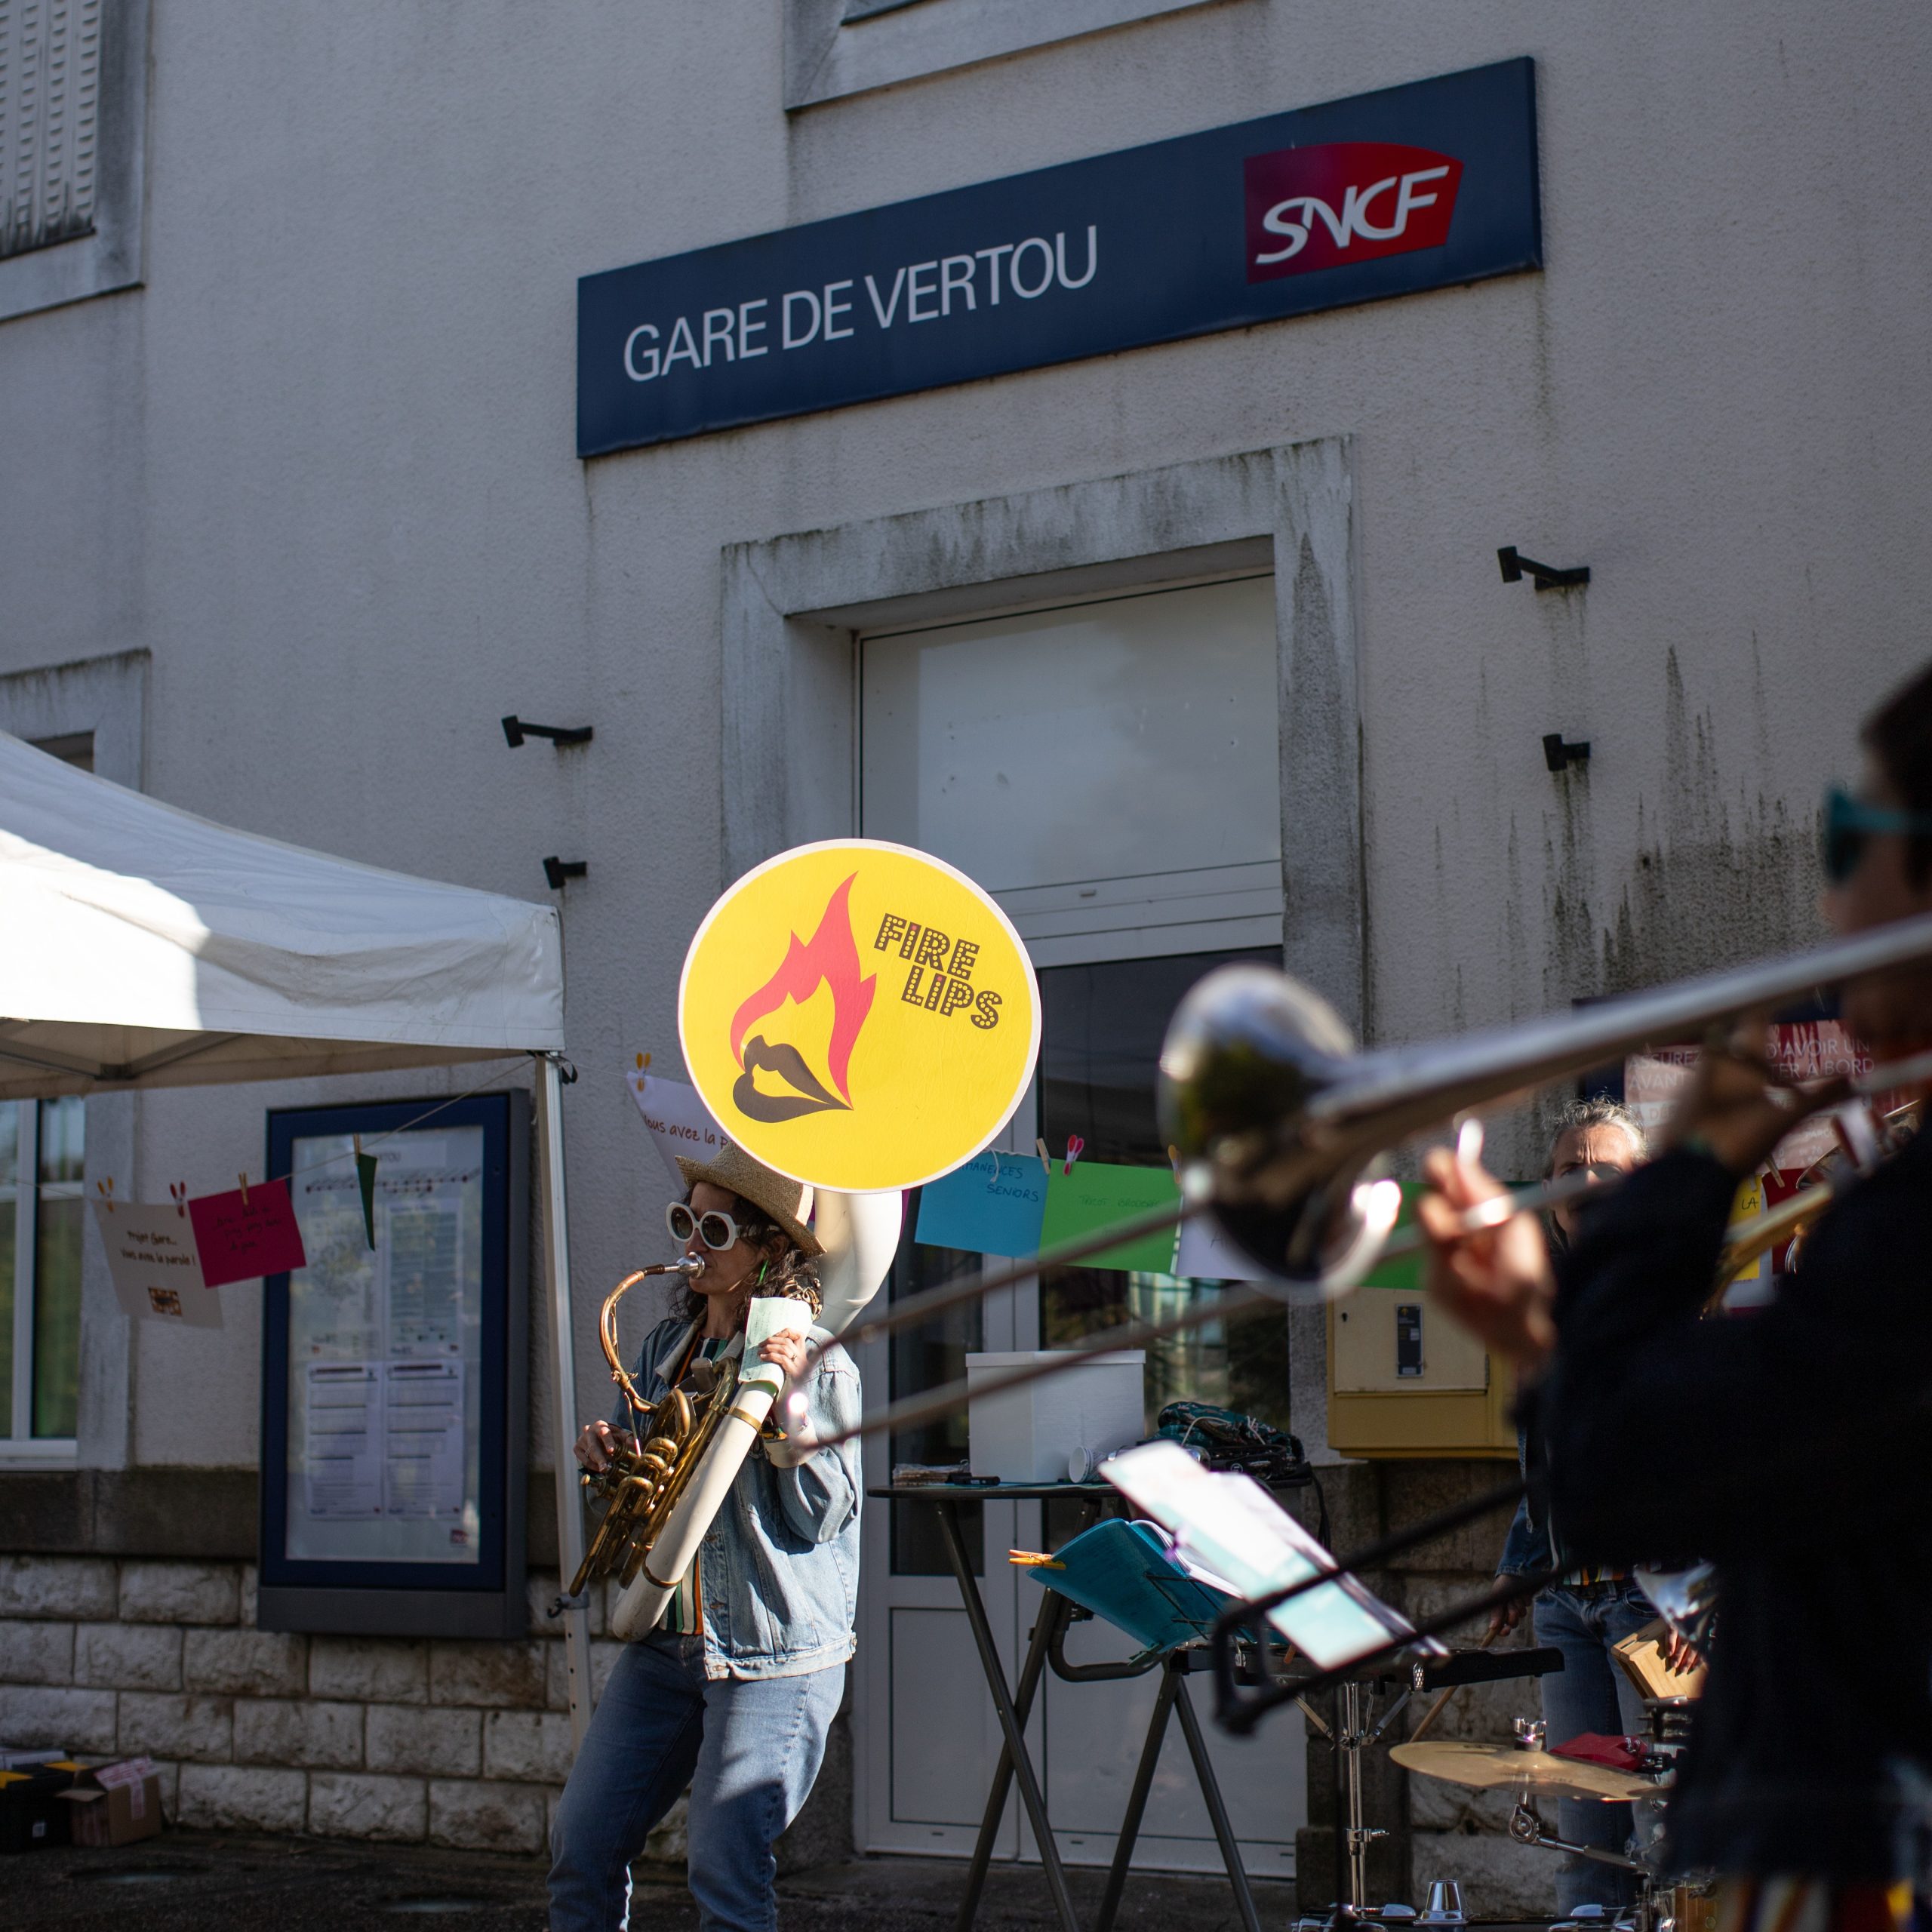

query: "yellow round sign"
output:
678 840 1041 1193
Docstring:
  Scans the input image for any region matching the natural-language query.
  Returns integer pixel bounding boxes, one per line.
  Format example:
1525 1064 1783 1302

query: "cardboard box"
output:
0 1763 79 1854
60 1758 162 1847
965 1350 1144 1481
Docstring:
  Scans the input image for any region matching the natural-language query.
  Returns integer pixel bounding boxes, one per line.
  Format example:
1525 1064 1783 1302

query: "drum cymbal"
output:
1390 1740 1654 1804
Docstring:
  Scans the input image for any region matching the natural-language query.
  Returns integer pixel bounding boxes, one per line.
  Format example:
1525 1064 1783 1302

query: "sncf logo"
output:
1243 141 1463 283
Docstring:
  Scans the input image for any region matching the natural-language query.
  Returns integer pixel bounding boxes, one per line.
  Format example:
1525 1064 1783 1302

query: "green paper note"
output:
355 1151 379 1251
1039 1161 1181 1273
1357 1181 1424 1293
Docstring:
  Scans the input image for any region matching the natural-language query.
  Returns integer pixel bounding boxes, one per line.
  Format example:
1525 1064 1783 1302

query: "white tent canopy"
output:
0 729 595 1749
0 729 563 1100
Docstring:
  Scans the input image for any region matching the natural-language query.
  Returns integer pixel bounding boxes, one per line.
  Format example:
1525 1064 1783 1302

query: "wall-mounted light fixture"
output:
1499 546 1590 592
542 857 588 889
1542 734 1592 773
503 716 594 748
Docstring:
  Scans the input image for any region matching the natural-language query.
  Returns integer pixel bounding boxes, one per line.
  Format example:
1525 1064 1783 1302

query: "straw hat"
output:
675 1144 823 1257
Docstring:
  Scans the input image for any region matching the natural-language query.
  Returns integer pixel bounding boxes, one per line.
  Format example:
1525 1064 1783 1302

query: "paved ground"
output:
1 1832 1300 1930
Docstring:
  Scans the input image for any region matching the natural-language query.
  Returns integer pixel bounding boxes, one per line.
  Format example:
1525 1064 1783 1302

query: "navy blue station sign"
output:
577 58 1539 457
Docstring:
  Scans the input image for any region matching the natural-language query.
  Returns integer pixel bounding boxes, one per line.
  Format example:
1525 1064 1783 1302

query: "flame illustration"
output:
729 874 877 1121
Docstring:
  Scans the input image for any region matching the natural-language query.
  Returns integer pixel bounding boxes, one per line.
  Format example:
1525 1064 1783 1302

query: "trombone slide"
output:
1162 909 1932 1286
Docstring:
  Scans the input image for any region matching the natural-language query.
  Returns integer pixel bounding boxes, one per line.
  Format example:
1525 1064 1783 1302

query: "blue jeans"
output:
1534 1580 1657 1913
548 1635 846 1932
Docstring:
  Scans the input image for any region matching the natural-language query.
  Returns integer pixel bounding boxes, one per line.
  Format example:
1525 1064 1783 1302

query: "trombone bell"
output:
1159 964 1394 1287
1160 912 1932 1291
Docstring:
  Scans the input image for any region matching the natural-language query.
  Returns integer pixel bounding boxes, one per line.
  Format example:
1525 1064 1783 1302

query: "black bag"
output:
1155 1401 1309 1484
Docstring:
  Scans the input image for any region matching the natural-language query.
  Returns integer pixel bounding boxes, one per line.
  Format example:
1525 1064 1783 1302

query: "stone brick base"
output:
0 1556 622 1855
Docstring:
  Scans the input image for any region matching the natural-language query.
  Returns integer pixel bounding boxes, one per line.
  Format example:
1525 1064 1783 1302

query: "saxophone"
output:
564 1258 821 1603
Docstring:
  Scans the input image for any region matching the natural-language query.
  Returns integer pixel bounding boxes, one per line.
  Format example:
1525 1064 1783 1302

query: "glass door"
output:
854 571 1304 1877
851 1118 1032 1858
1030 950 1304 1881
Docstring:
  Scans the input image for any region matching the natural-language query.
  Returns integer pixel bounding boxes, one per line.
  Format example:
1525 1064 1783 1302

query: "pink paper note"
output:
188 1180 307 1287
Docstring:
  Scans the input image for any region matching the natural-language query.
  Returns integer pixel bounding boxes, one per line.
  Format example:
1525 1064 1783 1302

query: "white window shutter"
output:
0 0 104 261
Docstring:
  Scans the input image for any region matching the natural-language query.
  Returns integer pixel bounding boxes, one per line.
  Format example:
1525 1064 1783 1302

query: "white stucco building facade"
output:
2 0 1927 1906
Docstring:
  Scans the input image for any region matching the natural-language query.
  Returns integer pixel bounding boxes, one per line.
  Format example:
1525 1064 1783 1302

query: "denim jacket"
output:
1497 1487 1548 1577
618 1313 862 1681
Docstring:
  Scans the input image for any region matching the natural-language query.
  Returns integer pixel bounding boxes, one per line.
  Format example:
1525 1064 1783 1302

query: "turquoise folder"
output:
1022 1519 1229 1655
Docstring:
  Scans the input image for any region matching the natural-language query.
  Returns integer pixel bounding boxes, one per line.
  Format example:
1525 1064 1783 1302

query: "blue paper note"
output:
915 1152 1048 1257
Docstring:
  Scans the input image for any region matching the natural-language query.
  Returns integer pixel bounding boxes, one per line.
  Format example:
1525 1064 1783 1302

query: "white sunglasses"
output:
666 1201 746 1251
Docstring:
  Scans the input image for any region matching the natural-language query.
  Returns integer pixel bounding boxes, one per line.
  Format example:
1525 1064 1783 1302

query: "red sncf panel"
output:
1243 141 1463 284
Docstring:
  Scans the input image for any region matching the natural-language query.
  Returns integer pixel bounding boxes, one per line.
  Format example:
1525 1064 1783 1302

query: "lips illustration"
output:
733 1036 852 1122
728 874 878 1125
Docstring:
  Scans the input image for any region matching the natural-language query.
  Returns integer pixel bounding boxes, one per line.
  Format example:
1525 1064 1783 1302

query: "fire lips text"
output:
872 914 1004 1030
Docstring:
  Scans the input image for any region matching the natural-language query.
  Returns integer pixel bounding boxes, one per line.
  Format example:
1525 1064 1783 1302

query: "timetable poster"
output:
283 1127 486 1564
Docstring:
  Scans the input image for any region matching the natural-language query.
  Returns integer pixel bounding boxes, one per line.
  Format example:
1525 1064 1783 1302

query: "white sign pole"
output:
536 1053 594 1756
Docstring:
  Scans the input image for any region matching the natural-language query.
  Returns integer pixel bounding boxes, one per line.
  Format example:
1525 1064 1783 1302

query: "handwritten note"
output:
1175 1213 1276 1283
188 1180 307 1288
625 1070 732 1188
93 1201 220 1327
1038 1161 1182 1274
915 1152 1048 1257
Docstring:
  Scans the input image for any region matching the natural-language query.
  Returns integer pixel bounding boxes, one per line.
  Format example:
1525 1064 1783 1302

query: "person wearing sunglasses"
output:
1419 662 1932 1926
549 1144 860 1932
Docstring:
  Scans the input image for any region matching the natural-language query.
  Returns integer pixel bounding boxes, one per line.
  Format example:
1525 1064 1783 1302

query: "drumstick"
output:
1407 1626 1500 1742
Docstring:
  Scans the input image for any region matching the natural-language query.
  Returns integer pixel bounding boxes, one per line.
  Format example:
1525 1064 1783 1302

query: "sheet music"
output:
1104 1438 1439 1671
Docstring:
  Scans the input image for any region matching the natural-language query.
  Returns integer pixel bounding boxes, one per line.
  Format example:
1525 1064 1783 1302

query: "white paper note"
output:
92 1200 220 1327
304 1362 384 1516
626 1071 732 1187
1175 1213 1276 1283
740 1295 813 1397
383 1360 466 1518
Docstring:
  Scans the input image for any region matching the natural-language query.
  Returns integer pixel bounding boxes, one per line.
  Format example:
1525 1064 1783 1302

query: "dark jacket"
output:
1534 1137 1932 1879
1500 1223 1576 1580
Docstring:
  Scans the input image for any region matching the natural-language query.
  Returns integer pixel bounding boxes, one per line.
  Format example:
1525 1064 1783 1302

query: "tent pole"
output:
536 1052 594 1756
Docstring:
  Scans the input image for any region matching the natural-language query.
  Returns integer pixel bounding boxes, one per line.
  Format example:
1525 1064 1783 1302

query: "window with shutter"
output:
0 0 103 262
787 0 1222 110
0 0 143 323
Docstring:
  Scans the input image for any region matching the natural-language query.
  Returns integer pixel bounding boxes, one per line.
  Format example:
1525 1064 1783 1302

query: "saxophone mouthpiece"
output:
640 1254 706 1278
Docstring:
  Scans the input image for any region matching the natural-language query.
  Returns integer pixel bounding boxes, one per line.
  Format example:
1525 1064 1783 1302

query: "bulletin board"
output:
257 1094 528 1638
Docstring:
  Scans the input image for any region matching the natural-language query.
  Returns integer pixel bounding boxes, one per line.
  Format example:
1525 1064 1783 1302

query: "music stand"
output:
1018 1517 1266 1932
875 1482 1269 1932
1102 1441 1564 1911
